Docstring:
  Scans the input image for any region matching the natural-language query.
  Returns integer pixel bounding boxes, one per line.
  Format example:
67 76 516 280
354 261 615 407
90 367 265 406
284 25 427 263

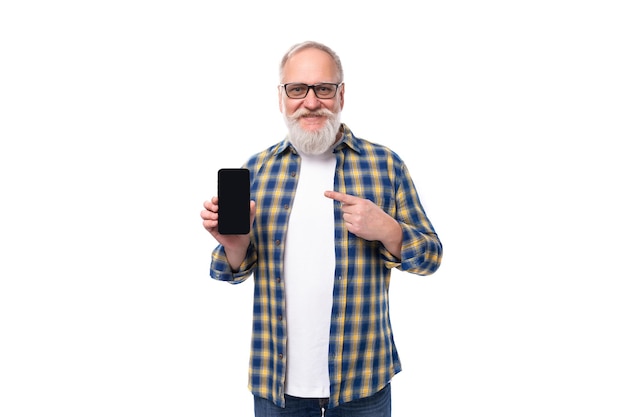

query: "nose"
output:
302 88 321 109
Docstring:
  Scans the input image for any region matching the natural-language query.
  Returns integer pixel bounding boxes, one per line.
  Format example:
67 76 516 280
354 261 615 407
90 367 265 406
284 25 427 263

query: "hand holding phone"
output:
217 168 251 235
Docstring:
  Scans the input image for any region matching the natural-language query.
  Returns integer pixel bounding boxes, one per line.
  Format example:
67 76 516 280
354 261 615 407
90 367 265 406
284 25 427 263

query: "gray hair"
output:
279 41 344 83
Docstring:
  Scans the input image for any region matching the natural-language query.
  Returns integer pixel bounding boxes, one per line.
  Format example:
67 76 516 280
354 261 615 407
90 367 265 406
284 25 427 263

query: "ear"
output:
339 83 345 110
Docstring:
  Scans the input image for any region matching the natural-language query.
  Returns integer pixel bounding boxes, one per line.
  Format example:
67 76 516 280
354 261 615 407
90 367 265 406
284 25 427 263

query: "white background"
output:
1 1 625 416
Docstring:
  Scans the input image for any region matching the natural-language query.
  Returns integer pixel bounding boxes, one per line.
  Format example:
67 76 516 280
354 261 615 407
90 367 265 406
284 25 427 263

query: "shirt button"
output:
283 204 289 210
290 172 296 177
279 353 284 359
275 240 281 246
276 277 281 283
278 315 283 321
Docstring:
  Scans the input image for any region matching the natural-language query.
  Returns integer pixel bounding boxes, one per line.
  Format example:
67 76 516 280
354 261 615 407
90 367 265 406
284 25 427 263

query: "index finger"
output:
324 190 358 204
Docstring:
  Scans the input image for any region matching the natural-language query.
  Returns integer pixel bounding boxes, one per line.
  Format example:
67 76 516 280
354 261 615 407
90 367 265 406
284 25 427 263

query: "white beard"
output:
284 108 342 155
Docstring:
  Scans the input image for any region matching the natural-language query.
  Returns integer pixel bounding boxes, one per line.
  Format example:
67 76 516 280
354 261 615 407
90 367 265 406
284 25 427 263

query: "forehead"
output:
282 48 339 83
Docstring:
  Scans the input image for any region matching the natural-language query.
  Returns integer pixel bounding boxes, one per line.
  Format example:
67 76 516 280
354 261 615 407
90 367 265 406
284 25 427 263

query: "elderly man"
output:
201 40 442 416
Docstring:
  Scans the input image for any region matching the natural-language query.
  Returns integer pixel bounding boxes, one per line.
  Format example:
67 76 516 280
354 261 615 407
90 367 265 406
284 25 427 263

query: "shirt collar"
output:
334 124 362 154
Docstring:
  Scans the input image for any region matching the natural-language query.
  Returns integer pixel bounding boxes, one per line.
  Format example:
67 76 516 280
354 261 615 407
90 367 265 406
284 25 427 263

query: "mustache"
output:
288 108 335 120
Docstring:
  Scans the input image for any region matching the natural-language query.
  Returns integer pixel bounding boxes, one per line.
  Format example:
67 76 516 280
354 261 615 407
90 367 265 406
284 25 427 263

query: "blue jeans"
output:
254 383 391 417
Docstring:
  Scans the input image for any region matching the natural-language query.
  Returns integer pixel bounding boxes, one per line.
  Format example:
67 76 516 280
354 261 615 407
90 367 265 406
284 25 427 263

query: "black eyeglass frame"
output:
279 82 343 99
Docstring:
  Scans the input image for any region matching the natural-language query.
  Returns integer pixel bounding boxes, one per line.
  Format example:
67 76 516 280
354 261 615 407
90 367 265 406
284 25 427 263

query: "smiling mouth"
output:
300 115 326 123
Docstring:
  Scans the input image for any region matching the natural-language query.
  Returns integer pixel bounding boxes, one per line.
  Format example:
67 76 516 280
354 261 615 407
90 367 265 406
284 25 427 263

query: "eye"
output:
315 84 336 98
286 84 306 94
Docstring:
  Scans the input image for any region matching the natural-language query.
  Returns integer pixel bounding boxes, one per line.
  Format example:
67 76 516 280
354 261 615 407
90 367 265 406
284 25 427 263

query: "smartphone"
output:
217 168 250 235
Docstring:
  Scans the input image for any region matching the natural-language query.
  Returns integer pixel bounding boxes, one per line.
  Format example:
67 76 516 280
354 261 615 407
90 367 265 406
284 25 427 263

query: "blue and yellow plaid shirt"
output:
210 124 442 408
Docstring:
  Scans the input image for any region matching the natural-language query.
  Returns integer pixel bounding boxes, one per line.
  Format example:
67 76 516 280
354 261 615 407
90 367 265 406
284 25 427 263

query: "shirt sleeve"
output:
381 163 443 275
210 242 257 284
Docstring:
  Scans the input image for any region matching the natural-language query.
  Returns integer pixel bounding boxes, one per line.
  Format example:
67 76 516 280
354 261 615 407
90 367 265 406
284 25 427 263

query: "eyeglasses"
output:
280 82 342 99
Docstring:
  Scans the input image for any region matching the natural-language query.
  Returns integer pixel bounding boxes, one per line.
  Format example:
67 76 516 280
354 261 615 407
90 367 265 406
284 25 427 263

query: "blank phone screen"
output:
217 168 250 235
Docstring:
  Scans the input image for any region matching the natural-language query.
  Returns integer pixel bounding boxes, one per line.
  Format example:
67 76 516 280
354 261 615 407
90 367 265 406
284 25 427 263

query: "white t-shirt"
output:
283 149 337 398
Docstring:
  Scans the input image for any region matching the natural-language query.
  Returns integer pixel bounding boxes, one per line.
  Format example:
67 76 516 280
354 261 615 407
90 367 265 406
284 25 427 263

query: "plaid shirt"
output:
210 124 442 408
